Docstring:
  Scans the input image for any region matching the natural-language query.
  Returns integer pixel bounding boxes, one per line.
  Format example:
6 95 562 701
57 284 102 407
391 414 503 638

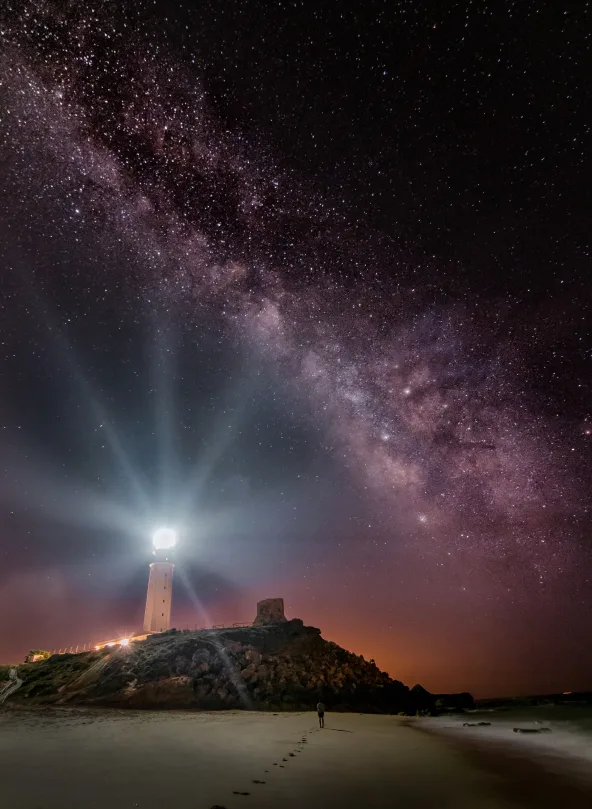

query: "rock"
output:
410 684 435 713
245 649 262 665
513 726 552 733
194 684 211 699
192 649 211 667
241 663 258 682
435 691 476 711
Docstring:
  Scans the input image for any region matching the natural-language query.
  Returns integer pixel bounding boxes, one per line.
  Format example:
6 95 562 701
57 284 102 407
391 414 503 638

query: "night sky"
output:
0 1 590 698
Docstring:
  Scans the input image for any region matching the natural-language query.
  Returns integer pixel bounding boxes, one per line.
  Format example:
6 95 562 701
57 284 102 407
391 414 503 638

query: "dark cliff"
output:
8 620 419 712
5 620 472 714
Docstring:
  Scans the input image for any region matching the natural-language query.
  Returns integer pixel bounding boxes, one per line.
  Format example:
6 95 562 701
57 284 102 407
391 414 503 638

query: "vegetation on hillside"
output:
4 620 469 714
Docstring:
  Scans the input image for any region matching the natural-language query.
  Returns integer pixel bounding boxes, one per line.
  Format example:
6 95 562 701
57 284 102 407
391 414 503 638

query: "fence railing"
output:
46 622 254 656
48 644 95 655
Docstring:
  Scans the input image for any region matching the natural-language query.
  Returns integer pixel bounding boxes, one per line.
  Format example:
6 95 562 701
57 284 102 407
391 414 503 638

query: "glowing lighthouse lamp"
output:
143 527 176 634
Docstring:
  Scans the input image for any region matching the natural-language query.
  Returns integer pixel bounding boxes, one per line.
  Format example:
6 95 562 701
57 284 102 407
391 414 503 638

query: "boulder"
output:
222 640 244 655
241 663 258 681
245 649 262 665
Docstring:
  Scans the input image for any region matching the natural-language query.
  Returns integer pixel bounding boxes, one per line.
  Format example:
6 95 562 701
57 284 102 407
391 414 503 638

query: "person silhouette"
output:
316 701 325 728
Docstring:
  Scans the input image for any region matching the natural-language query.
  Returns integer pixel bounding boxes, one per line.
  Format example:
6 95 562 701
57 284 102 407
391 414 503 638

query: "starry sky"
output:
0 1 590 698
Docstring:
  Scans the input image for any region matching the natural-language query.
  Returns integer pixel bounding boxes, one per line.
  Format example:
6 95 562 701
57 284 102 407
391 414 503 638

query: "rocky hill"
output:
3 619 439 714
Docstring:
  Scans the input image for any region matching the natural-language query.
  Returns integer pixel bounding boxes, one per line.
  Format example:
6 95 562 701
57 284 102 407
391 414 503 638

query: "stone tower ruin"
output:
253 598 287 626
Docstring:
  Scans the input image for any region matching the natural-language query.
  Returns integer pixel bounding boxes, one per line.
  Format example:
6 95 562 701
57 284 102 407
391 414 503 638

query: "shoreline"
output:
417 715 592 807
2 707 592 806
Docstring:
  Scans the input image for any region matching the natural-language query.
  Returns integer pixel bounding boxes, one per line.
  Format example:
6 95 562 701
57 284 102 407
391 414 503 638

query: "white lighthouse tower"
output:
144 527 176 634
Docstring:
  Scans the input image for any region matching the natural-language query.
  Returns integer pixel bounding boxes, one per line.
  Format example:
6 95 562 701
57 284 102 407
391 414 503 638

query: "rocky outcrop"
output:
410 683 434 713
8 620 474 714
11 619 417 713
411 684 476 714
0 668 23 704
435 691 476 712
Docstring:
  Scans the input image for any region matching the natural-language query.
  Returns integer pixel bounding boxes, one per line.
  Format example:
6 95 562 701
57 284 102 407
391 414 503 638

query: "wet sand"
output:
1 708 590 808
418 711 592 808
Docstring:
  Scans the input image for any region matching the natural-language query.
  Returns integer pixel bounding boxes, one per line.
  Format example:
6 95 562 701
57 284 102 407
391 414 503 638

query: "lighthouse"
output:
143 527 176 634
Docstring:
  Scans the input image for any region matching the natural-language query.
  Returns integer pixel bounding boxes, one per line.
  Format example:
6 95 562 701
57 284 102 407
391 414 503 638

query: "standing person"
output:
316 700 325 728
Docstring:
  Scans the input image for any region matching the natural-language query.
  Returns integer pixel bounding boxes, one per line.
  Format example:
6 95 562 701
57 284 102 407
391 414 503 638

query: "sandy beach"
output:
2 708 592 808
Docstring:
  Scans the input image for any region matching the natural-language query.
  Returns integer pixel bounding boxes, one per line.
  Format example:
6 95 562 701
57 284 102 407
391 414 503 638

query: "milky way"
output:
2 2 591 693
1 1 587 589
